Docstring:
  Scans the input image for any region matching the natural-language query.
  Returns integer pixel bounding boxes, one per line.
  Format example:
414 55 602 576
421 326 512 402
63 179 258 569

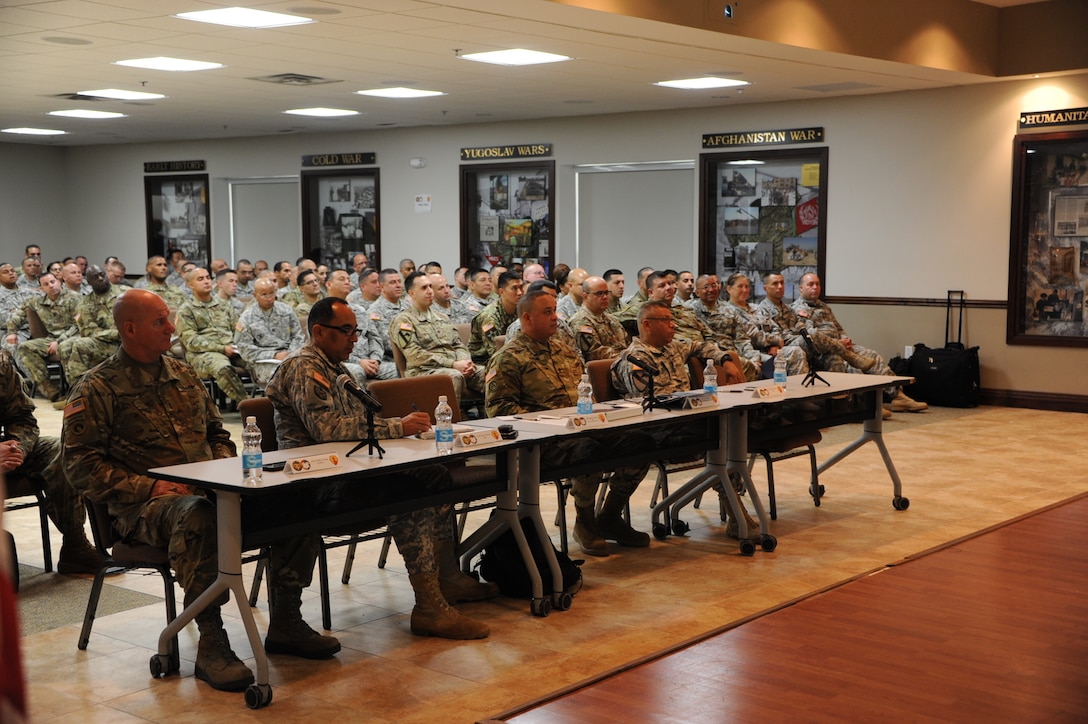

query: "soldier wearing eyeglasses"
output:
568 276 628 362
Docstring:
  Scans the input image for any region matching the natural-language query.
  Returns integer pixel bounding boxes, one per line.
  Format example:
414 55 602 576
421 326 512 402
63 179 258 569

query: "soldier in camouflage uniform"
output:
686 274 764 382
0 263 36 360
793 273 927 413
722 272 808 376
391 272 485 401
267 297 495 640
469 270 522 363
345 266 381 310
57 265 122 386
430 273 474 325
133 256 186 310
1 349 99 573
568 276 629 362
504 279 575 348
485 289 653 558
365 269 409 379
233 277 304 386
175 267 248 405
5 272 78 402
16 256 43 294
57 290 339 692
458 268 495 320
611 301 759 539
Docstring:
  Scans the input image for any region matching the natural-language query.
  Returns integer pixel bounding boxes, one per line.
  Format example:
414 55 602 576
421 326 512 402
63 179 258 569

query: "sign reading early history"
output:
1019 107 1088 130
460 143 552 161
301 152 376 167
702 127 824 149
144 160 206 173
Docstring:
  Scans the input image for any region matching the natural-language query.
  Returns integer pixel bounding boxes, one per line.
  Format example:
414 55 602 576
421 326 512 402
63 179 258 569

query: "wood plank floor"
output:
495 494 1088 723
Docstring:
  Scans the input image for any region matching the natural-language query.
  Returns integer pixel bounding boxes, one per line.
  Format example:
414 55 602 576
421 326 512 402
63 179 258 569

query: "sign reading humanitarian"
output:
301 152 376 167
460 143 552 161
1019 107 1088 130
702 127 824 149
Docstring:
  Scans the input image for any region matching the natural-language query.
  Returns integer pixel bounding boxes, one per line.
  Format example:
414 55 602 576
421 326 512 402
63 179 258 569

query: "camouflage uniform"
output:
9 290 79 400
791 297 893 376
757 296 861 375
367 295 408 376
233 300 304 386
16 275 42 295
612 336 733 397
58 286 122 382
568 307 628 361
435 298 475 325
175 295 248 403
469 301 516 362
613 293 646 325
725 299 808 375
58 347 318 609
344 307 389 382
457 295 492 321
0 350 85 539
1 285 35 349
390 305 484 400
504 316 576 349
484 333 651 509
280 288 305 307
133 279 186 309
683 300 761 382
555 294 578 321
265 343 456 576
345 289 374 310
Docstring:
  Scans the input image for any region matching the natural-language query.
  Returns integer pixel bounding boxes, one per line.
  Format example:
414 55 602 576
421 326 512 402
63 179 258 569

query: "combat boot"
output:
57 533 101 575
264 587 341 659
841 348 875 372
572 503 609 557
595 490 650 548
887 389 928 412
723 501 761 540
408 571 489 640
434 539 500 603
194 609 254 692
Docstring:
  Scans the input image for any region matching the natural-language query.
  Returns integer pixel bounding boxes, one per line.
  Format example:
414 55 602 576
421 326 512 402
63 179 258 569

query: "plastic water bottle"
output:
242 416 263 483
577 373 594 414
435 395 455 456
773 355 788 387
703 359 718 393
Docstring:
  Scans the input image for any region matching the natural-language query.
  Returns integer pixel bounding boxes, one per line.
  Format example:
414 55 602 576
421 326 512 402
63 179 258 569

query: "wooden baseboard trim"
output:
825 295 1006 310
979 388 1088 413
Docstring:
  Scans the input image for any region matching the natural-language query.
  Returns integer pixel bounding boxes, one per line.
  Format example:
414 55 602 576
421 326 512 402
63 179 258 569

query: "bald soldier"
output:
568 275 628 362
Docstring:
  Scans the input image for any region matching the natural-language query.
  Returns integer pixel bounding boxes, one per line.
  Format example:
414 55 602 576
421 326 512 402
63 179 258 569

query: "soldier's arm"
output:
5 299 28 335
0 353 39 449
176 306 225 353
273 358 402 441
233 313 280 362
483 352 530 417
392 319 453 371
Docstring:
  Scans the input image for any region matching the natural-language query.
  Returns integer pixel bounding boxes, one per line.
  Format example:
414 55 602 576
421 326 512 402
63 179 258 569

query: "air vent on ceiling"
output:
250 73 341 86
795 82 881 93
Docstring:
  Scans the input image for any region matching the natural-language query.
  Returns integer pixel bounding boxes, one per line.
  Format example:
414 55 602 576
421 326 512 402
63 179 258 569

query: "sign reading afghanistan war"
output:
703 127 824 149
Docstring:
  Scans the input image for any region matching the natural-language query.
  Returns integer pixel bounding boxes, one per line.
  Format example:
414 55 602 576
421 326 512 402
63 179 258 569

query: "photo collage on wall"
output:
1020 152 1088 333
469 167 551 273
146 175 210 269
316 175 378 271
714 160 821 300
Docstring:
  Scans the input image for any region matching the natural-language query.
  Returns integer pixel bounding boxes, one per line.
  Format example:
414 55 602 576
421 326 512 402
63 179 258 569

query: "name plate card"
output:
684 392 718 408
457 428 503 448
285 453 342 475
753 385 787 400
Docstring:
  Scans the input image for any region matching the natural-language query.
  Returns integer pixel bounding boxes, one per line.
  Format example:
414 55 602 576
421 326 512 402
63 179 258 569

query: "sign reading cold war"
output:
460 143 552 161
1019 107 1088 130
703 127 824 149
301 152 376 167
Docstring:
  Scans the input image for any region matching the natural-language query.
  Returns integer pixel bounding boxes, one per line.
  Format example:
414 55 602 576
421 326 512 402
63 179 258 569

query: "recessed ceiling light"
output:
115 57 224 72
654 77 748 90
49 109 126 119
460 49 570 66
3 127 66 136
78 88 166 100
356 87 444 99
176 7 313 28
283 107 359 117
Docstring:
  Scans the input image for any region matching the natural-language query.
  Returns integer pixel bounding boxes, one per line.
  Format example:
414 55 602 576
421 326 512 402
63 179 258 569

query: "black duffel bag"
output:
894 291 980 408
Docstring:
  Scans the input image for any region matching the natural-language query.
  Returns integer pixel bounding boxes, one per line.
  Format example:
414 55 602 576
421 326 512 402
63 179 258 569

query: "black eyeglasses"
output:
314 323 362 338
643 317 675 323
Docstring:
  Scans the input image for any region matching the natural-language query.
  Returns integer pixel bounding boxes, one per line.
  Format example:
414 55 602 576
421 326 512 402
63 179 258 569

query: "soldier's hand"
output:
47 340 59 355
150 479 197 497
360 359 379 376
400 411 432 437
453 359 474 374
0 440 24 473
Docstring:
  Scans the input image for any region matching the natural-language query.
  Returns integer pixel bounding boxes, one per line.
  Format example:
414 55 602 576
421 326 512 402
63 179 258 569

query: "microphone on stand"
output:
336 373 383 413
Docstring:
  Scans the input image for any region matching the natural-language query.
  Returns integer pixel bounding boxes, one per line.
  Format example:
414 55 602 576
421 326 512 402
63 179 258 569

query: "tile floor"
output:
5 402 1088 722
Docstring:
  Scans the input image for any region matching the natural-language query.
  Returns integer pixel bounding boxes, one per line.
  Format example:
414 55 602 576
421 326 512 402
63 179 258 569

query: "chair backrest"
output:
25 305 47 339
368 375 463 424
585 359 618 402
391 341 408 377
453 323 471 347
493 335 507 353
238 396 278 452
84 498 121 553
687 359 739 389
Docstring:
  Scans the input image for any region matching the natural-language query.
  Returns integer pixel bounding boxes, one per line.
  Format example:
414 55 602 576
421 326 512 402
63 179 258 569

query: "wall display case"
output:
460 161 554 273
699 148 827 299
1007 130 1088 346
302 168 380 270
145 174 210 267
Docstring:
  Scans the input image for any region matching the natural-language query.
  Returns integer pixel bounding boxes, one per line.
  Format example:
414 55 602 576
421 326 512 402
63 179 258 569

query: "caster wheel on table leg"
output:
652 522 670 540
760 534 778 553
149 654 164 679
671 519 690 536
244 683 273 709
552 591 573 611
739 539 756 557
893 496 910 511
149 652 177 679
531 597 552 617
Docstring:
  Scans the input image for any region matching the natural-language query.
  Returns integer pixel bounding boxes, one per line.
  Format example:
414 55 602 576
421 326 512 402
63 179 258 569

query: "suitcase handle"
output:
946 290 966 347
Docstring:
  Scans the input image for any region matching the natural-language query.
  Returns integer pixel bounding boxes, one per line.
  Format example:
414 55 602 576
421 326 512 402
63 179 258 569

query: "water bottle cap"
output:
438 395 447 402
245 416 256 425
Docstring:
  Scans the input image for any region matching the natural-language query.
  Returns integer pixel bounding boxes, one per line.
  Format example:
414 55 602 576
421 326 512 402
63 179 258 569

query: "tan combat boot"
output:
842 348 876 372
887 389 928 412
723 503 761 540
264 586 341 659
572 503 609 557
595 490 650 547
434 539 500 603
194 609 255 692
408 571 489 640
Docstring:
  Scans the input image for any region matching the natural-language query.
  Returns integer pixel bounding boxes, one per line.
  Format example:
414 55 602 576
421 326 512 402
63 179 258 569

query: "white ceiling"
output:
0 0 1069 147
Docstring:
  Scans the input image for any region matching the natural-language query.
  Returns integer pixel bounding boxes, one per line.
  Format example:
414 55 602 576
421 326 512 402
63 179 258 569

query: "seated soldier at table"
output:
266 296 496 640
611 300 758 539
57 290 338 694
485 288 653 558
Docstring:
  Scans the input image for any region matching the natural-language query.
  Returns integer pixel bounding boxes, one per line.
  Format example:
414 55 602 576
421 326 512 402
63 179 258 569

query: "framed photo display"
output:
1007 130 1088 346
699 147 827 300
145 174 210 268
301 168 380 270
460 161 554 273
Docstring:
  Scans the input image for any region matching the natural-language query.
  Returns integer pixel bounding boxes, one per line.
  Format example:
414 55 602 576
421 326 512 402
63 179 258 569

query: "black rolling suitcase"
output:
901 291 980 407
